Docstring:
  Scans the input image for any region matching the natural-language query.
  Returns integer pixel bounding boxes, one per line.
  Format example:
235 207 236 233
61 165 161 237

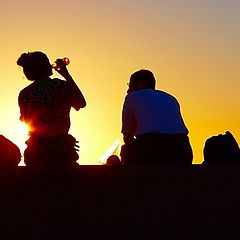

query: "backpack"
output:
0 135 21 167
203 131 240 164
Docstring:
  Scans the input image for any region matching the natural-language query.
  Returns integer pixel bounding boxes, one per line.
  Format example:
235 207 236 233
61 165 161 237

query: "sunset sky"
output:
0 0 239 164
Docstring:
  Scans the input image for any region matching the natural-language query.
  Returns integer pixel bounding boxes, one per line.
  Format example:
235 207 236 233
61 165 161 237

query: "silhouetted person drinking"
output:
17 51 86 170
121 69 193 164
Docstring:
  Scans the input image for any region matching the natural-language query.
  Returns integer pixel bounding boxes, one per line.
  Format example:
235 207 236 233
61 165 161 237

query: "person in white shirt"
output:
121 69 193 164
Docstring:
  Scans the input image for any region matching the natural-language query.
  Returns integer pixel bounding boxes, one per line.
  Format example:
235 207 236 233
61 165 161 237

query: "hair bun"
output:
16 52 30 67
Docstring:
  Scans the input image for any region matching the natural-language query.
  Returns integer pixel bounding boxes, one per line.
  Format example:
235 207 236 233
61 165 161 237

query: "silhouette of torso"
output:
18 78 73 137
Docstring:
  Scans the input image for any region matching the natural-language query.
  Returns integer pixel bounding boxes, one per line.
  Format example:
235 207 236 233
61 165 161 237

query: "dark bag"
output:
0 135 21 167
203 131 240 164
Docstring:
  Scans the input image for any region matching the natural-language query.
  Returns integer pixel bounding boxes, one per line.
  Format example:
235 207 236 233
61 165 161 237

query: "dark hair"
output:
17 51 52 81
130 69 156 90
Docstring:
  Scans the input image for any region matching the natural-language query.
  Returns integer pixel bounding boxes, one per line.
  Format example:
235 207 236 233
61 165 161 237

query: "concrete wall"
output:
0 165 240 239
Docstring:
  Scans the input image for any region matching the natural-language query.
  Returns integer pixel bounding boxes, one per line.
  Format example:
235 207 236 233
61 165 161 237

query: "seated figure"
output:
17 51 86 170
121 69 193 164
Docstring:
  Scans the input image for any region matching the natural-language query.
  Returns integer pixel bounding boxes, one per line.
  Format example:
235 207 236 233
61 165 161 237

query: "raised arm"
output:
54 59 86 110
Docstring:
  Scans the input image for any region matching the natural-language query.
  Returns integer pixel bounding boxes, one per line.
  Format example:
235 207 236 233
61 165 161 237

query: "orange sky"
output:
0 1 239 164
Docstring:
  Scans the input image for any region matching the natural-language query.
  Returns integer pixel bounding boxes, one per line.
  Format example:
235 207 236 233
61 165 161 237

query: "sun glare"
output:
8 122 29 165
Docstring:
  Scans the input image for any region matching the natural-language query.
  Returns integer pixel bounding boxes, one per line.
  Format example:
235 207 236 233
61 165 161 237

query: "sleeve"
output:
121 95 135 136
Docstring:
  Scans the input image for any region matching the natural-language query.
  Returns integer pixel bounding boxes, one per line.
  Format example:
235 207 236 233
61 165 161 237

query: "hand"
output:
53 58 70 78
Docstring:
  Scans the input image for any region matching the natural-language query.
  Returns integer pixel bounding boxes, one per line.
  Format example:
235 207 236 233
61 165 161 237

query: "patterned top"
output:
18 78 74 137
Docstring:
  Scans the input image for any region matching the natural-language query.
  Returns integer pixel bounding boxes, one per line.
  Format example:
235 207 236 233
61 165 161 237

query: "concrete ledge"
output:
0 165 240 239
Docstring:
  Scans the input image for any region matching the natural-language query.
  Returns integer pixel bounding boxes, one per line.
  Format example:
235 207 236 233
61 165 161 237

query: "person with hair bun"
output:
17 51 86 170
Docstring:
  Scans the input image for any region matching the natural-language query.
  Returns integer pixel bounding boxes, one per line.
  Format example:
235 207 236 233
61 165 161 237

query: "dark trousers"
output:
24 134 79 169
121 133 193 165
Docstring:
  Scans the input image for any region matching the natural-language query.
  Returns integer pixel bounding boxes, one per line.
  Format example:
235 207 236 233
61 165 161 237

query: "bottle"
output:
62 57 70 65
52 57 70 70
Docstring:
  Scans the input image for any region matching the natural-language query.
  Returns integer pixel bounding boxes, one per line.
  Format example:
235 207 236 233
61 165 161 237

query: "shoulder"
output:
51 78 66 86
19 82 35 97
155 89 179 102
124 91 138 103
124 89 156 103
52 78 71 89
126 89 174 99
126 89 149 98
49 78 71 94
52 78 65 83
126 89 179 103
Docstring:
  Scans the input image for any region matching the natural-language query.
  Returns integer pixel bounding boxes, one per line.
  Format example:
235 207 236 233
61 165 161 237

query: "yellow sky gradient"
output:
0 1 239 164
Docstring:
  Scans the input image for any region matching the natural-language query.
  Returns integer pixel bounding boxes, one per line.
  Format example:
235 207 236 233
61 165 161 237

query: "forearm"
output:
57 68 86 110
64 72 86 109
54 60 86 110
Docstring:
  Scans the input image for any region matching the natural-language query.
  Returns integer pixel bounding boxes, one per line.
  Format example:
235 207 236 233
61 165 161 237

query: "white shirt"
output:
121 89 189 136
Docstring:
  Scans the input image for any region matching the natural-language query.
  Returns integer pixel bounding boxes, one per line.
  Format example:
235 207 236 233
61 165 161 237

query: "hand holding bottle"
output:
52 57 71 78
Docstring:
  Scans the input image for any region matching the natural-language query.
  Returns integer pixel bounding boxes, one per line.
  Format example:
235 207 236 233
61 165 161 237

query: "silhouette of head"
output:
128 69 156 93
17 51 53 81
